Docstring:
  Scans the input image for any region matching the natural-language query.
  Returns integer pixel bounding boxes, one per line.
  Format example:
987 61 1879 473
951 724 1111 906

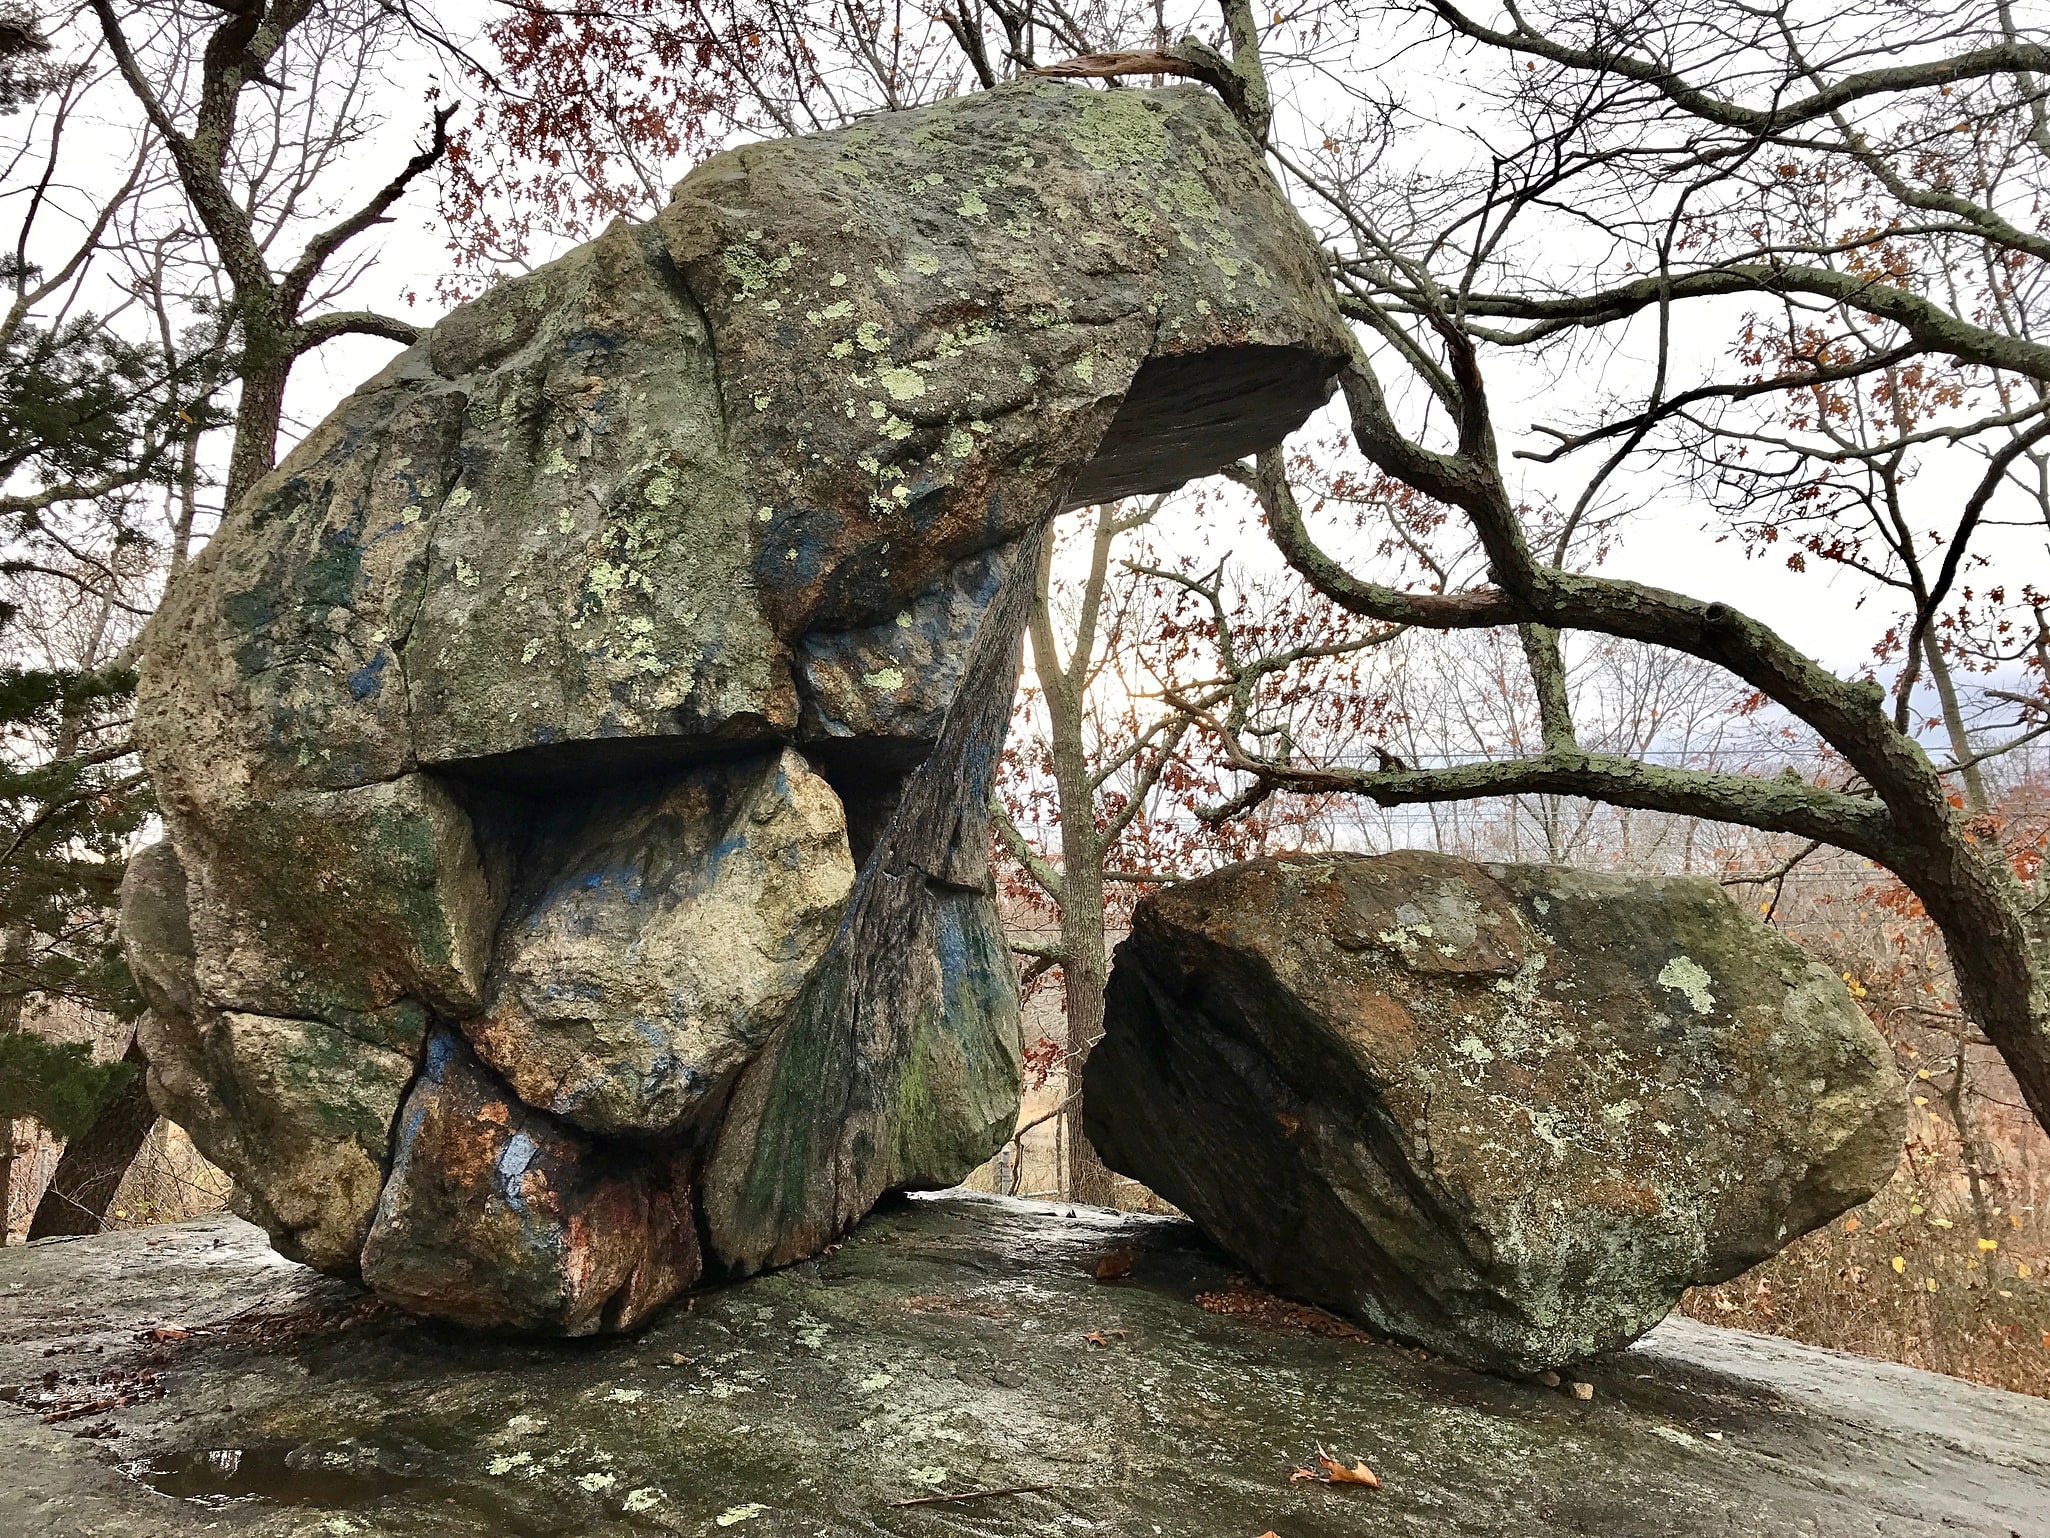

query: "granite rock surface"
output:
3 1197 2043 1538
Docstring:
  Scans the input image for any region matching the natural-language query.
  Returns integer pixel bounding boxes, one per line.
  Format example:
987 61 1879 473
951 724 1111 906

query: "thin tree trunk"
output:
169 415 204 574
27 1041 156 1238
1922 636 1989 815
1058 869 1118 1207
0 926 28 1236
1942 1045 2000 1241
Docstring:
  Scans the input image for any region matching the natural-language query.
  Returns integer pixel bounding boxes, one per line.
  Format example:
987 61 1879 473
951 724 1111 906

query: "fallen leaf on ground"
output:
1316 1449 1381 1487
1194 1288 1375 1343
1084 1331 1108 1347
1290 1447 1381 1488
1092 1249 1136 1281
140 1327 188 1343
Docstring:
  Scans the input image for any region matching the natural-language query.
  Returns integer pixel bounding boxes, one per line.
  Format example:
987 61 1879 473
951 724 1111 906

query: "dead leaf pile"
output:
1194 1287 1378 1344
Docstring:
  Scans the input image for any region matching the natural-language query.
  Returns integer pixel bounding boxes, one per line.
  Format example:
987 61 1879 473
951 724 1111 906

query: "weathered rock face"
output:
120 80 1351 1329
1085 851 1908 1373
471 748 856 1137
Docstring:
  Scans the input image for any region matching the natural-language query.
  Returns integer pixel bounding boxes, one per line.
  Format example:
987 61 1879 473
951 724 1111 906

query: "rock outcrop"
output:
120 80 1352 1328
1085 851 1908 1372
6 1198 2045 1538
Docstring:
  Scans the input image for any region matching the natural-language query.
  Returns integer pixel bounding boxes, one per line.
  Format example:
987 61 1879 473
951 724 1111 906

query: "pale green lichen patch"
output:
722 242 793 297
1657 956 1716 1015
876 365 926 401
1068 90 1169 169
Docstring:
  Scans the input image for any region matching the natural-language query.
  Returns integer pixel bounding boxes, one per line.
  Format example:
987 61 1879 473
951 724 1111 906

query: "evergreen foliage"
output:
0 664 150 1024
0 1028 133 1139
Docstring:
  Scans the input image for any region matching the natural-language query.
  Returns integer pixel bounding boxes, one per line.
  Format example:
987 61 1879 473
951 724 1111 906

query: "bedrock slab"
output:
3 1198 2045 1538
1085 851 1908 1373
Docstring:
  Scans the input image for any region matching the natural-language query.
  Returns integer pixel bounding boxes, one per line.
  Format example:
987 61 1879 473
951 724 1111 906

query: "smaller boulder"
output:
359 1028 700 1334
467 748 855 1136
1085 851 1907 1373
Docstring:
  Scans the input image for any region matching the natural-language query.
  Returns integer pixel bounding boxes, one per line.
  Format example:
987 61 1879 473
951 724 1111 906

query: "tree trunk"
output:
0 925 27 1238
1942 1045 2001 1241
1059 884 1120 1207
1889 803 2050 1137
27 1042 156 1238
1049 730 1121 1205
0 1116 14 1240
221 341 290 514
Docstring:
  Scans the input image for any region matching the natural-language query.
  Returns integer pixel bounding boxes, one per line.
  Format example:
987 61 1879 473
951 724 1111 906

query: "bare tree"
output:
1129 0 2050 1133
89 0 454 508
995 494 1398 1197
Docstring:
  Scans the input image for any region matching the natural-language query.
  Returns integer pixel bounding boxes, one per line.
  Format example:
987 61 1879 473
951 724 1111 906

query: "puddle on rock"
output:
122 1443 433 1508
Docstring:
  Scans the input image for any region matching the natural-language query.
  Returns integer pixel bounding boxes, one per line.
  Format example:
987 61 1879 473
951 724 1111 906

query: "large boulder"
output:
120 80 1351 1328
1085 851 1908 1372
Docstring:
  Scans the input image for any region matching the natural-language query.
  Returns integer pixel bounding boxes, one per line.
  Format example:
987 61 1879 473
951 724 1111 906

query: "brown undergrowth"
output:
1681 1115 2050 1398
